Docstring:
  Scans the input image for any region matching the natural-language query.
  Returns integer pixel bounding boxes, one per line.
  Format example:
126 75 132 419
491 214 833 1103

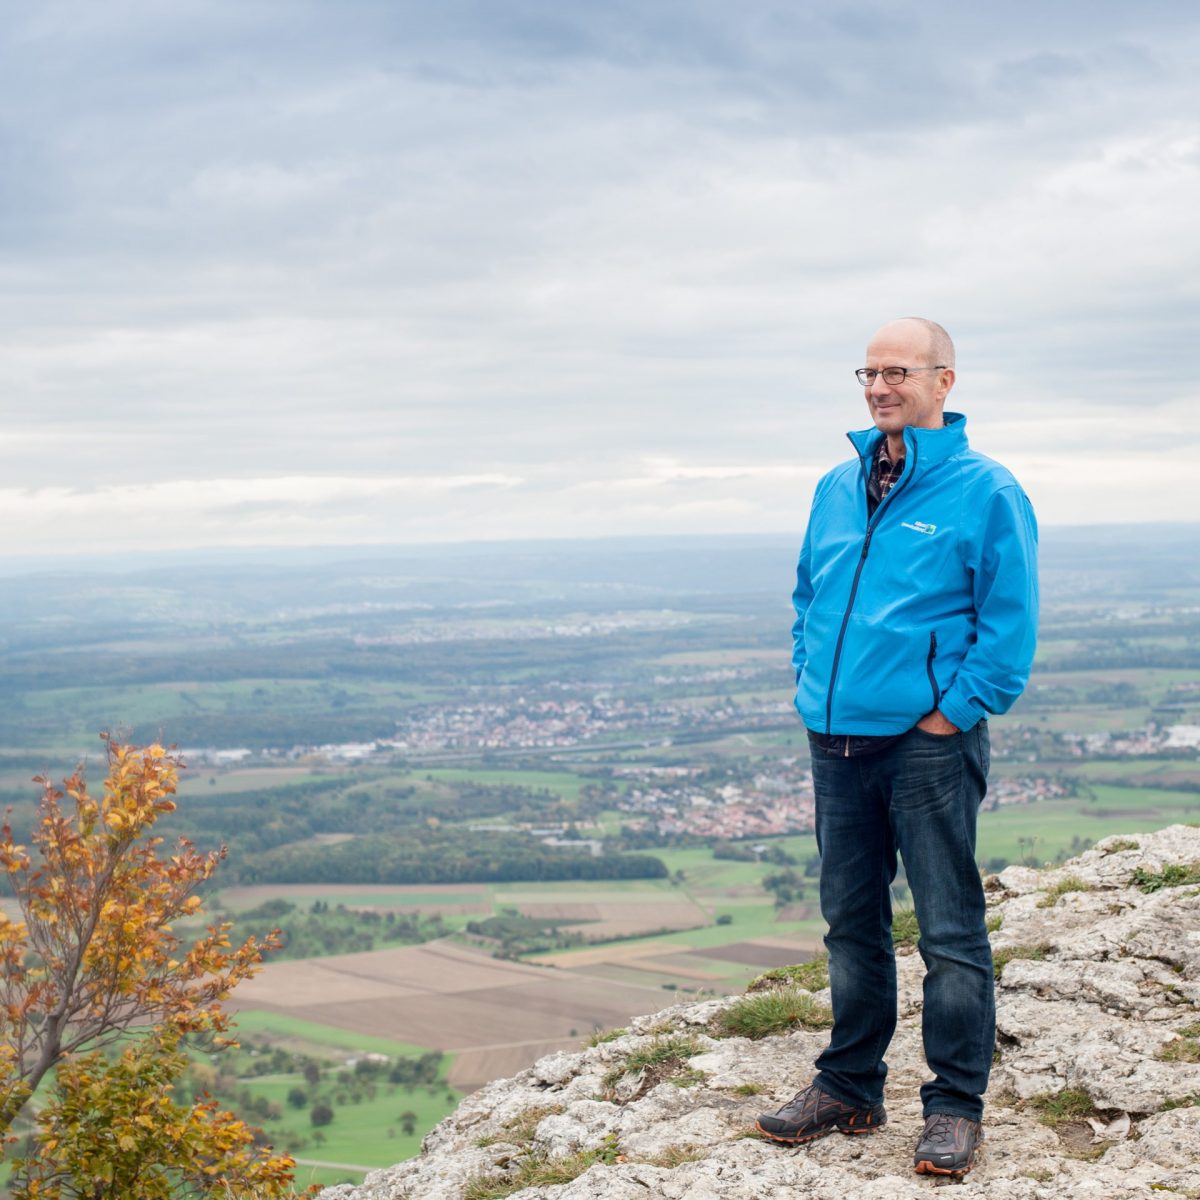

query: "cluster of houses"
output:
1058 723 1200 757
613 758 1071 839
389 693 793 753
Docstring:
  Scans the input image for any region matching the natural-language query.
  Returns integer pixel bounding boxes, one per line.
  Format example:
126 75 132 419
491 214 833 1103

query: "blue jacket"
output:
792 412 1038 735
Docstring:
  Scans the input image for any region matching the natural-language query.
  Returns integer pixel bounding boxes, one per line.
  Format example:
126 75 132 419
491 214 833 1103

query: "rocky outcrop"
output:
320 826 1200 1199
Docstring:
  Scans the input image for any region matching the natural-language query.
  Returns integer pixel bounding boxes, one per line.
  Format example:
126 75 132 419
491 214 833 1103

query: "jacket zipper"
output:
926 631 940 709
825 439 918 739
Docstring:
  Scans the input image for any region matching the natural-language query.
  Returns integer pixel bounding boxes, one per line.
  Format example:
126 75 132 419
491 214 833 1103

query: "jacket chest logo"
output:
900 520 938 536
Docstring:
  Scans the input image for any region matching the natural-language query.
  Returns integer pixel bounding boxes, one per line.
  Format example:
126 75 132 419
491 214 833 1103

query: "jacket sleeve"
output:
937 484 1039 731
791 521 815 685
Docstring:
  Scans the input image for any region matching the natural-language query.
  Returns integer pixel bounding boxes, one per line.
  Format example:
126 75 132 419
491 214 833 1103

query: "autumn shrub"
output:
0 739 297 1198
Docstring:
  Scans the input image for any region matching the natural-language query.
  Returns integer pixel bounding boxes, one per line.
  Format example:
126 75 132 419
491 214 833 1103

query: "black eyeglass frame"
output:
855 365 947 386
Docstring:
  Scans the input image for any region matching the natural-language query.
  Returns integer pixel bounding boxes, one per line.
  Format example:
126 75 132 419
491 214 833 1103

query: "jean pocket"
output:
909 724 960 742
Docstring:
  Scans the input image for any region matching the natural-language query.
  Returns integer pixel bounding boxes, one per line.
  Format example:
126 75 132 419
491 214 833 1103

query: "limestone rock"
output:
319 825 1200 1200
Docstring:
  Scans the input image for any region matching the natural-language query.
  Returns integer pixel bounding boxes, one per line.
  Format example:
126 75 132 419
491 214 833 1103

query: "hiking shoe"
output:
756 1083 886 1144
912 1112 983 1175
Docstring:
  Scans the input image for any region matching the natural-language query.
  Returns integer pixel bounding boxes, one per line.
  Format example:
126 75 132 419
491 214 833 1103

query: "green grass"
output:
892 907 920 947
585 1027 627 1047
419 768 591 801
1101 838 1141 855
602 1034 705 1092
747 957 828 993
1131 863 1200 893
618 1033 704 1075
1037 876 1093 907
649 846 772 888
976 794 1200 867
482 1104 566 1147
235 1074 458 1173
1025 1088 1097 1126
711 988 832 1040
641 1144 708 1167
229 1009 442 1064
1085 783 1200 812
993 944 1052 980
525 901 824 963
217 887 489 910
203 1011 464 1183
462 1135 621 1200
1158 1024 1200 1063
14 679 433 740
175 767 328 796
1071 760 1200 782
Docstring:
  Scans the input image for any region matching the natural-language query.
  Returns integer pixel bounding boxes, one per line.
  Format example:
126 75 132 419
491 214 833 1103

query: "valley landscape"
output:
2 525 1198 1190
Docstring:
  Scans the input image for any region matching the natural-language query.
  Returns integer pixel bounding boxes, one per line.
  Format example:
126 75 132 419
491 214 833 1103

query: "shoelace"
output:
922 1113 958 1144
781 1086 839 1121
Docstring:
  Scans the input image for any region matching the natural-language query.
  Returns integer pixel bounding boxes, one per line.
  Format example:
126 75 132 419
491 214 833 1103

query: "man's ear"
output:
938 367 956 401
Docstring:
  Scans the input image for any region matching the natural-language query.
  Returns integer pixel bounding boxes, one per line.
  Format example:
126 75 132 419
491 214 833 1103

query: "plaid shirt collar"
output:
866 437 905 514
873 438 905 496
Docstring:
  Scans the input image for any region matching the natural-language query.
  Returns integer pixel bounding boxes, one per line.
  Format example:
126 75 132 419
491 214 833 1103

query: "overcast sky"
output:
2 0 1198 557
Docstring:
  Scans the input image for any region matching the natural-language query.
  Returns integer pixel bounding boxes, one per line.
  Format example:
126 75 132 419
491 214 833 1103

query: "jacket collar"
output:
847 411 968 473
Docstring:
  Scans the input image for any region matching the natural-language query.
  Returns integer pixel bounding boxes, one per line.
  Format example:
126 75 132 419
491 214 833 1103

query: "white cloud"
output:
0 1 1197 555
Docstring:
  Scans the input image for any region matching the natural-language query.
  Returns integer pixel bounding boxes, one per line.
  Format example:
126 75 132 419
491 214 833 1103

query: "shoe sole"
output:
913 1159 973 1176
755 1117 885 1145
913 1130 982 1175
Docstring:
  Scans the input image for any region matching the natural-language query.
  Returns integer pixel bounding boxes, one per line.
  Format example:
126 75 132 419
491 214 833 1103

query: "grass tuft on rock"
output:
732 1082 767 1096
475 1104 566 1149
1101 838 1140 855
1131 863 1200 893
1037 875 1092 908
712 986 833 1040
1158 1025 1200 1064
1026 1088 1097 1127
747 956 828 994
463 1135 621 1200
993 943 1052 979
601 1033 705 1097
586 1026 627 1047
642 1144 706 1168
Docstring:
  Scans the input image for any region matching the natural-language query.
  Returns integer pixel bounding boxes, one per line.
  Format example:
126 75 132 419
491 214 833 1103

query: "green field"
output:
222 1010 460 1188
418 766 593 800
229 1010 444 1063
1068 760 1200 784
977 792 1199 867
244 1075 456 1188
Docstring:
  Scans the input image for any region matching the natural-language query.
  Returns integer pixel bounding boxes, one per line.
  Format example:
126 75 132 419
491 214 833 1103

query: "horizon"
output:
1 519 1195 580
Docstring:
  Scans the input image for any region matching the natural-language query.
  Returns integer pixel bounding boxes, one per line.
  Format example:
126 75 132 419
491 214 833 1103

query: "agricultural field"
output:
230 938 700 1092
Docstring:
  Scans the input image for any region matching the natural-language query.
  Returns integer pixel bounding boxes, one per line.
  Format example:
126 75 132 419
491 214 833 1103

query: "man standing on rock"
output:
756 317 1038 1176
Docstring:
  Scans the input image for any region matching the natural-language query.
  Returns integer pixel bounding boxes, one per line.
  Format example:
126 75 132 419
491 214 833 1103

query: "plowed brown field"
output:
231 940 668 1091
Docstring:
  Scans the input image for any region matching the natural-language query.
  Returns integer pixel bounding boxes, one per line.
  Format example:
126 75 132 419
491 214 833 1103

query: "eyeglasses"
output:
855 366 946 386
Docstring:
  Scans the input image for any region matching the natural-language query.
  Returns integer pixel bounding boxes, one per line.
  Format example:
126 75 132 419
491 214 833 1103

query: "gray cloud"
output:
1 0 1198 552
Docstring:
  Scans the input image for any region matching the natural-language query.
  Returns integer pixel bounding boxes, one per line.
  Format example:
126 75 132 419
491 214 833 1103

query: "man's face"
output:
862 323 954 440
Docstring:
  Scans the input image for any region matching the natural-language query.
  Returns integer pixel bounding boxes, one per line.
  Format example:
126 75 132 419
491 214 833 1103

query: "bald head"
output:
871 317 955 369
862 318 957 455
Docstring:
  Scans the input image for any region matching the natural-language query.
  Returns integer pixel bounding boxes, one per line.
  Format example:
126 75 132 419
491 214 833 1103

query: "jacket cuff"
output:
938 691 981 733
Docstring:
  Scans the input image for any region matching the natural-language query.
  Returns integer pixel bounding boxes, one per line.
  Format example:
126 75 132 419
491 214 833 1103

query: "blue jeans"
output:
809 722 993 1121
